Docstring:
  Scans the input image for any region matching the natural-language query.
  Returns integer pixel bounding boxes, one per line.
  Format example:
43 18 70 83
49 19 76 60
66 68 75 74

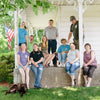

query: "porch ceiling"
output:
49 0 100 6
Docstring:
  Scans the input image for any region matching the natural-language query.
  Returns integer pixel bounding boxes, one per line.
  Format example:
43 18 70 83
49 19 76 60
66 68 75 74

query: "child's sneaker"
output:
58 62 61 67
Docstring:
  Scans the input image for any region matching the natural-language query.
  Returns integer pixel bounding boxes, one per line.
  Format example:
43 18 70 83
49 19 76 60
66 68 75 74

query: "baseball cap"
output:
70 16 76 21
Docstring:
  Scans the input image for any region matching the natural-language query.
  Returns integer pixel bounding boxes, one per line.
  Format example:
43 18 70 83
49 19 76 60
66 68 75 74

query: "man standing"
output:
44 19 58 66
67 16 79 49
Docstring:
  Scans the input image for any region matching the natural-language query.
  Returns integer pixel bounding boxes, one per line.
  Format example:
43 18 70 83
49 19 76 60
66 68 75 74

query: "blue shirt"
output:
58 44 71 53
18 28 27 43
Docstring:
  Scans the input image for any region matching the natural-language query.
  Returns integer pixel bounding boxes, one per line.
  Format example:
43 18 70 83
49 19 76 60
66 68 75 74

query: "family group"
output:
17 16 97 89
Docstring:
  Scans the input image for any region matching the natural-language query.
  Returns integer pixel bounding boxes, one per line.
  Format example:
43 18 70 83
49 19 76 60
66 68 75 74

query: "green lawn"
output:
0 86 100 100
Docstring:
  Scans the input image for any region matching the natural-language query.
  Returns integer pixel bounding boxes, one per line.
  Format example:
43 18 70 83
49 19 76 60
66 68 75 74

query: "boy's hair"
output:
61 39 67 43
49 19 53 22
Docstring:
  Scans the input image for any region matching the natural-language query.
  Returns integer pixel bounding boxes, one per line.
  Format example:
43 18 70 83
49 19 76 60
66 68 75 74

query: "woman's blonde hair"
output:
41 35 48 49
33 43 40 54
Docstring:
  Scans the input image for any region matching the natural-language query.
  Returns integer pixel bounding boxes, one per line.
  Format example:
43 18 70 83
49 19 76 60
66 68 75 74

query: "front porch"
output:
14 65 100 88
14 0 100 88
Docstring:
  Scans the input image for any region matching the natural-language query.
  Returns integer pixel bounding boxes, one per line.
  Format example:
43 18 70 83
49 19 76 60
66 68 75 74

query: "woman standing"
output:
18 22 28 50
65 43 80 87
83 43 97 87
30 44 44 89
17 43 30 89
39 35 55 67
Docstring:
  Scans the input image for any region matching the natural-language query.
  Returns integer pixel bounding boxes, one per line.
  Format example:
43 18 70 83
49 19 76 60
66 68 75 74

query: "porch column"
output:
14 9 19 69
78 0 84 86
78 0 84 67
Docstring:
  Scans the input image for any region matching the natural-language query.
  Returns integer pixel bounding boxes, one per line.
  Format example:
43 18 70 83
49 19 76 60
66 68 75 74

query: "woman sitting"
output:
39 35 55 67
83 43 97 87
30 43 44 89
17 43 30 89
65 43 80 87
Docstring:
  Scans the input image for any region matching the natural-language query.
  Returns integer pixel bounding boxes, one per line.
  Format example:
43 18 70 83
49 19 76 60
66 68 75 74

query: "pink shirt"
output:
84 50 97 67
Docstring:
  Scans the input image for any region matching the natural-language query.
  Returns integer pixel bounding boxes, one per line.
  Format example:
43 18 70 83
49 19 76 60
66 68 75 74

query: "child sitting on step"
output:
57 39 71 67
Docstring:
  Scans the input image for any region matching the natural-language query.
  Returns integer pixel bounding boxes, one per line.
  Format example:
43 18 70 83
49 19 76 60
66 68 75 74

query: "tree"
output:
0 0 56 17
0 0 55 53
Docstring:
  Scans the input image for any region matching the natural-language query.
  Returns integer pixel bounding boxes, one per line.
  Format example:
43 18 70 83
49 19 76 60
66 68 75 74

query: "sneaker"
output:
58 62 61 67
62 63 65 67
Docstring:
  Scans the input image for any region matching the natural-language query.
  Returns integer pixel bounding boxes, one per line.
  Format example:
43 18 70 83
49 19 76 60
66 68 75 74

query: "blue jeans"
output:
58 53 67 63
65 62 80 76
31 64 44 88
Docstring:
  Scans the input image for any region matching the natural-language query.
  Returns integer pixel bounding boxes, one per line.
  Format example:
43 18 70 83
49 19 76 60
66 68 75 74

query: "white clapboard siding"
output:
57 5 100 64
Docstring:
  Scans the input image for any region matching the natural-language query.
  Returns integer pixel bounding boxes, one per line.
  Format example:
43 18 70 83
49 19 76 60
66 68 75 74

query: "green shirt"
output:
28 41 34 53
70 21 79 40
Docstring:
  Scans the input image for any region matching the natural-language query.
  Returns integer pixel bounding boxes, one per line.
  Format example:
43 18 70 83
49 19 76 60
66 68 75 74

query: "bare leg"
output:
83 75 88 87
71 75 75 87
87 77 92 87
43 53 49 58
46 54 55 66
19 68 25 83
44 54 55 66
25 67 30 89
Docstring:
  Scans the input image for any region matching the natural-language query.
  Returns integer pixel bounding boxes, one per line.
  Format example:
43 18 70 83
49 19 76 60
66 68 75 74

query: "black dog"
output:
5 83 28 97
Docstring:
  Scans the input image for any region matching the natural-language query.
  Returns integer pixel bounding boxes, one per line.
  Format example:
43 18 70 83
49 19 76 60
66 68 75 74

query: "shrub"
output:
0 52 14 83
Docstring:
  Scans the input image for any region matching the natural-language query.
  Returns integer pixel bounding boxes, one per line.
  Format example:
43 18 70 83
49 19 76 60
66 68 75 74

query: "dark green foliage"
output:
0 0 56 17
0 52 14 83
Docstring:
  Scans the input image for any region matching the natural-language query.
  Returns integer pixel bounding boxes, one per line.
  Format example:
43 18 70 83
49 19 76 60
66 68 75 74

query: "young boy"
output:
57 39 71 67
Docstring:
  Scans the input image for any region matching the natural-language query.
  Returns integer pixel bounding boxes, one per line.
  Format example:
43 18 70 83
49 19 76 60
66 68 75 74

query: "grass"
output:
0 86 100 100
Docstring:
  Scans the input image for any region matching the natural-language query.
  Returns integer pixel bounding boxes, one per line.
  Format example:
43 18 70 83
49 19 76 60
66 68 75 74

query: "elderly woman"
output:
17 43 30 89
83 43 97 87
65 43 80 87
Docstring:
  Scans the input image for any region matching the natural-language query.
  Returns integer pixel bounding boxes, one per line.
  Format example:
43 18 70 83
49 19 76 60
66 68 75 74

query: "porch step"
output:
14 65 100 88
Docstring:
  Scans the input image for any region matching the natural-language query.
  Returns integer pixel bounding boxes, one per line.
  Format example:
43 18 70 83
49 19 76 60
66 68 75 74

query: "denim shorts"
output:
18 65 30 69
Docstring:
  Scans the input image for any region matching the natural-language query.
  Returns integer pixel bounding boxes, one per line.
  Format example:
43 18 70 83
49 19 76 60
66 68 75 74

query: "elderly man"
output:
44 19 58 66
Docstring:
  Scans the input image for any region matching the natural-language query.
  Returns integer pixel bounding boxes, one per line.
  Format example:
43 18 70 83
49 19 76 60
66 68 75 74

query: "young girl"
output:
83 43 97 87
18 22 28 50
17 43 30 89
30 43 44 89
65 43 80 87
39 35 55 67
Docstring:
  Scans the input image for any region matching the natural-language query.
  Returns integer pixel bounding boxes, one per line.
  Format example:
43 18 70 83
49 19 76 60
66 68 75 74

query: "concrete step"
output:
14 65 100 88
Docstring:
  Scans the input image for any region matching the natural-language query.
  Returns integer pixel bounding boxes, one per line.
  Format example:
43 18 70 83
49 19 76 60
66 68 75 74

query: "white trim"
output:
14 9 18 69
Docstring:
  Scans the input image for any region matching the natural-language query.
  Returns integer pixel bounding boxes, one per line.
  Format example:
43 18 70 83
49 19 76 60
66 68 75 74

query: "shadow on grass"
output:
0 86 100 100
